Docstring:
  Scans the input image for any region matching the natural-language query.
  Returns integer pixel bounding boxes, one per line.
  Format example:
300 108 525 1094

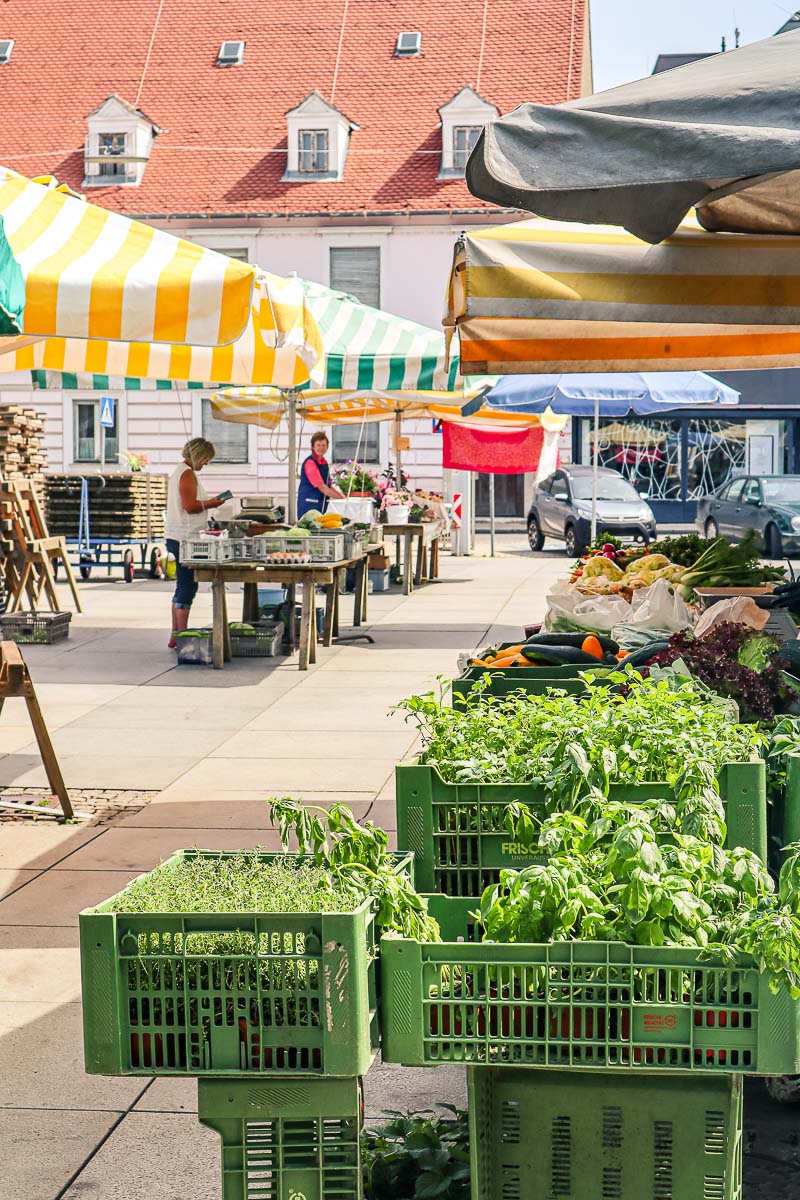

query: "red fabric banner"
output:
442 423 545 474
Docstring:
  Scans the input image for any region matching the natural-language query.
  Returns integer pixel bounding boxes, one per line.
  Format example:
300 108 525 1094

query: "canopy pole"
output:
395 408 402 490
489 474 496 557
591 392 599 544
287 390 298 525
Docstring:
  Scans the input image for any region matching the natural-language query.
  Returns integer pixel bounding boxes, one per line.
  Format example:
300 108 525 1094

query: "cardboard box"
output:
368 553 390 570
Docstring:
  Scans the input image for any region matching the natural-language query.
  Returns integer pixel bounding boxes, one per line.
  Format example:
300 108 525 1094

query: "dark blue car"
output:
695 475 800 557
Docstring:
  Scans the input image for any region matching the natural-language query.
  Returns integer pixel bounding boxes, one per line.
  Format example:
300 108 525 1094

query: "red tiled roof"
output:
0 0 588 217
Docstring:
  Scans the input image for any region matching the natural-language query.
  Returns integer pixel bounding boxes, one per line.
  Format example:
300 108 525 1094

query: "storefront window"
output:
589 418 682 501
685 419 747 498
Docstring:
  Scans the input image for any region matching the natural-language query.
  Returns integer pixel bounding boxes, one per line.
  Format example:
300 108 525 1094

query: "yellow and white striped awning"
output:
447 217 800 374
0 167 255 345
0 271 322 389
211 383 550 432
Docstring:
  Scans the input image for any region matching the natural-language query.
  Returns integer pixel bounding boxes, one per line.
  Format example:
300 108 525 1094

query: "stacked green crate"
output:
395 760 768 896
468 1068 742 1200
79 850 416 1199
391 687 790 1199
198 1076 362 1200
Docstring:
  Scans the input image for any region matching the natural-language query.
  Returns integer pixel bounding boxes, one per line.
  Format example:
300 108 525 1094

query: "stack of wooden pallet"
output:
0 408 47 497
45 473 168 539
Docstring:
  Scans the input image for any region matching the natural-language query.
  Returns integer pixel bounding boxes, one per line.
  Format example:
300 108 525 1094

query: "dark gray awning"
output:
467 31 800 243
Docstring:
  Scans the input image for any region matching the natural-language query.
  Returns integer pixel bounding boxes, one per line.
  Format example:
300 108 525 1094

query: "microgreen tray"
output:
469 1067 742 1200
80 849 413 1078
379 895 800 1076
396 759 767 896
198 1075 363 1200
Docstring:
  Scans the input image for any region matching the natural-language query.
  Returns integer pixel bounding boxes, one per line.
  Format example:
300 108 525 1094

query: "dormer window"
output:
438 86 498 179
453 126 481 172
283 92 358 183
84 95 160 187
299 130 329 174
98 133 127 175
0 40 14 65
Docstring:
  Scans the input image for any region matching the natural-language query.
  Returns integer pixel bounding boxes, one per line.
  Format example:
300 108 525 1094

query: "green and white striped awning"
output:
23 278 458 395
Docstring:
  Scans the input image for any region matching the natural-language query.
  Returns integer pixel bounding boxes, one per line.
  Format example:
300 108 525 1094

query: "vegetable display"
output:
648 622 797 721
678 529 785 602
400 673 760 844
469 630 621 669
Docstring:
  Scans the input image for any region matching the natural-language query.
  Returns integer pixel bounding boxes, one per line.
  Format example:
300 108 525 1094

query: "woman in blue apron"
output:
297 431 345 517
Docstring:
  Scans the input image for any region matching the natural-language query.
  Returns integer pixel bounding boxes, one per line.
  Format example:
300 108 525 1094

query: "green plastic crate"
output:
379 895 800 1075
396 759 768 896
451 662 612 702
198 1075 362 1200
80 850 412 1078
468 1067 742 1200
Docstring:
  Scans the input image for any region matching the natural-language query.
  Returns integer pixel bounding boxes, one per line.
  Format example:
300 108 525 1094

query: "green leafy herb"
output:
362 1106 470 1200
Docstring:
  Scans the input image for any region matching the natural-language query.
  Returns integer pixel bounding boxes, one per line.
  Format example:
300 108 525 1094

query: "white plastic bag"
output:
545 579 630 634
611 579 692 647
693 596 769 639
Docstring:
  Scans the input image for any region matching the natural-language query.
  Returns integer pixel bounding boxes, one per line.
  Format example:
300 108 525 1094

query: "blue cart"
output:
53 477 167 583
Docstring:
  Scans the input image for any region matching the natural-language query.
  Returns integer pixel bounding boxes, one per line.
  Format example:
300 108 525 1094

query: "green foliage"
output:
398 671 760 845
108 852 358 915
362 1106 470 1200
268 798 440 942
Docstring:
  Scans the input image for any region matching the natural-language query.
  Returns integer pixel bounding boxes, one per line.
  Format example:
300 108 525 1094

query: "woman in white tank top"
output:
165 438 225 648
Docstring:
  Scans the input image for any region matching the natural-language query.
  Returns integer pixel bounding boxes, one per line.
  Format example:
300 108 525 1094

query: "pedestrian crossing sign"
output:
99 396 115 428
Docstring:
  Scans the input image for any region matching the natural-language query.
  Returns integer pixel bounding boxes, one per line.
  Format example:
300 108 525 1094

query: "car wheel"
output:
527 516 545 552
704 518 719 540
564 523 586 558
766 524 784 559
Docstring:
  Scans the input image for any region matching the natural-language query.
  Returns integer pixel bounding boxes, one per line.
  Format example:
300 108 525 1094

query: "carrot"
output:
581 635 604 659
487 653 520 668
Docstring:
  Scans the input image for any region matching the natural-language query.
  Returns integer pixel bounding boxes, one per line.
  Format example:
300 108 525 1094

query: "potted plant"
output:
331 461 379 498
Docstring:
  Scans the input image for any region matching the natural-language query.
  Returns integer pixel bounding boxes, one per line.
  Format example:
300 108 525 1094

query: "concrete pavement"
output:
0 536 797 1197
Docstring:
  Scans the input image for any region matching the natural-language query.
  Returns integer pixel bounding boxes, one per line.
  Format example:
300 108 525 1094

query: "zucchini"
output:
526 631 619 653
521 644 606 666
616 640 671 668
778 641 800 674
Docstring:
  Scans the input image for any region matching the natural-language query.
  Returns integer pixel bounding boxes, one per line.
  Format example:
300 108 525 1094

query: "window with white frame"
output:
98 132 128 176
453 126 481 172
201 398 249 464
330 247 380 309
73 399 119 464
331 424 380 464
298 130 329 173
216 247 249 262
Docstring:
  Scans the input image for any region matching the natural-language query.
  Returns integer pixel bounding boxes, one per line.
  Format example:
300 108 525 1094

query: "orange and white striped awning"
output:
0 167 255 346
447 217 800 374
0 271 322 389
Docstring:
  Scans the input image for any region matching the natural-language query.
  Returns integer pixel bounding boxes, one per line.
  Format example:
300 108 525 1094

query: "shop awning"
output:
447 218 800 374
0 168 255 345
0 270 321 389
465 30 800 244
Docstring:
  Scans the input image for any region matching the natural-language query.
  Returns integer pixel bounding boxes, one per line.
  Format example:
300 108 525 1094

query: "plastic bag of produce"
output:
611 578 692 647
693 596 769 639
545 580 630 633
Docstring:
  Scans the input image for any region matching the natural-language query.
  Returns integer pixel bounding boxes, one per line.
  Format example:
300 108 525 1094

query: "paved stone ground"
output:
0 534 796 1198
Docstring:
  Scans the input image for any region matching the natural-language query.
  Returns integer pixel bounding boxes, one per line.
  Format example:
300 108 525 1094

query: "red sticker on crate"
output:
643 1014 678 1030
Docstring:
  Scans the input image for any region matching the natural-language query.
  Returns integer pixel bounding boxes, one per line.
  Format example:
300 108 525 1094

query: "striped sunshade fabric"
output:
0 271 321 389
303 279 459 391
0 168 255 345
447 217 800 374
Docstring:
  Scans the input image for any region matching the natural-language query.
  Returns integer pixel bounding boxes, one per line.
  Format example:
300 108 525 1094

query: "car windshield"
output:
571 476 640 502
762 478 800 504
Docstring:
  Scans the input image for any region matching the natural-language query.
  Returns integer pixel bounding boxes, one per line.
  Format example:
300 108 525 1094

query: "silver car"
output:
527 465 657 557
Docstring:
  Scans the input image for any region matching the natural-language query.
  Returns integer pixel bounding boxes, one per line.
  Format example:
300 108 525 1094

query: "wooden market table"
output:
381 519 445 595
194 550 371 670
